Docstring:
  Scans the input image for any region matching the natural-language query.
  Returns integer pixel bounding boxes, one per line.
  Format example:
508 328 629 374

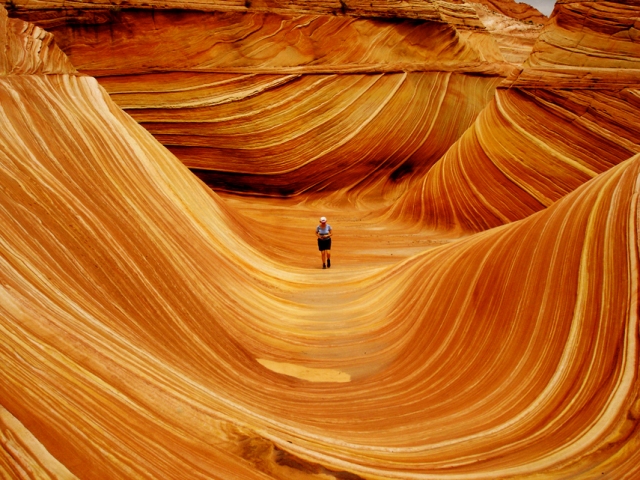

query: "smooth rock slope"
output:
8 0 520 201
393 0 640 232
2 2 640 480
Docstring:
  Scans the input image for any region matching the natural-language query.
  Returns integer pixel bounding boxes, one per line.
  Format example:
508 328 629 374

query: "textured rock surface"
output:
42 10 504 73
7 1 514 199
472 0 549 24
528 0 640 69
0 7 75 74
3 2 640 480
394 0 640 232
468 1 545 64
0 405 77 479
99 70 501 199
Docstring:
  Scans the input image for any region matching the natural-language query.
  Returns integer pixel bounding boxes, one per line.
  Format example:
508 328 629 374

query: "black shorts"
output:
318 238 332 251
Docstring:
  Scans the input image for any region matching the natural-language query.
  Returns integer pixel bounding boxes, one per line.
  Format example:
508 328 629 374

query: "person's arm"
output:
327 226 332 238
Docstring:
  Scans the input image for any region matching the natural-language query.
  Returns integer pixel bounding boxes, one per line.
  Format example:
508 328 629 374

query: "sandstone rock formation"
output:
2 1 640 479
394 0 640 232
472 0 548 24
0 7 75 74
8 0 516 201
468 1 545 64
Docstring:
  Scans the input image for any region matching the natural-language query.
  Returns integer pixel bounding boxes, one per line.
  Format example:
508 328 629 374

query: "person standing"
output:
316 216 332 269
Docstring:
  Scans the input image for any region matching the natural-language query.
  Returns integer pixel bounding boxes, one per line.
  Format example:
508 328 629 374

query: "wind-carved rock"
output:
3 2 640 480
8 0 516 201
394 0 640 232
0 6 75 74
467 1 546 64
471 0 548 24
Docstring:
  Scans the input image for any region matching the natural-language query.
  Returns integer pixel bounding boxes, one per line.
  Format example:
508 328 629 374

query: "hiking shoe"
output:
327 259 331 268
323 264 326 269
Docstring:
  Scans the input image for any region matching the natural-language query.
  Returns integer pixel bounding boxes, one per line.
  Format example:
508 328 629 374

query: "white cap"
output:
320 216 327 223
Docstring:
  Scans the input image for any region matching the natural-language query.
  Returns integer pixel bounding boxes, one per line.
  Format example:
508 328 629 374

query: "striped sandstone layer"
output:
393 0 640 232
472 0 549 24
3 4 640 479
468 2 546 64
7 0 513 200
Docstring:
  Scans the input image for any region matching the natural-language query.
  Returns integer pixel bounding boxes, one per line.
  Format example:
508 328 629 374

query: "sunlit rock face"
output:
0 7 75 74
465 0 547 65
472 0 548 24
8 0 514 200
468 2 546 64
528 0 640 69
394 0 640 232
3 2 640 480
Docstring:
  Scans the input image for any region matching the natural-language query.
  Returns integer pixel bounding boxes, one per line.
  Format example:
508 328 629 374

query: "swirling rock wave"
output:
2 65 640 479
394 0 640 232
9 2 514 199
2 2 640 479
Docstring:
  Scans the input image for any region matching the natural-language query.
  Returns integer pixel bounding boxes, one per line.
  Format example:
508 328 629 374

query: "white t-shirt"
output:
317 224 332 235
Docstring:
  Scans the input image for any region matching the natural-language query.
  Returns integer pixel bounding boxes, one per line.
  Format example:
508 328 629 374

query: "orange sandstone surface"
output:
7 0 519 201
472 0 549 24
394 0 640 232
2 1 640 479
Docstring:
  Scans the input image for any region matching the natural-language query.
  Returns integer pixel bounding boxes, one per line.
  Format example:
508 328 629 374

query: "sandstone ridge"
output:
7 0 518 201
2 2 640 479
393 0 640 232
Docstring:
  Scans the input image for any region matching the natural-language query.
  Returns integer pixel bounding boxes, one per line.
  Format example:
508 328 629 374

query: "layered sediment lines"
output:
3 57 640 480
43 10 503 74
9 4 512 199
103 71 501 198
472 0 548 24
469 2 545 64
395 86 640 231
3 4 640 479
0 8 75 74
5 0 509 22
0 405 77 478
529 0 640 69
394 0 640 232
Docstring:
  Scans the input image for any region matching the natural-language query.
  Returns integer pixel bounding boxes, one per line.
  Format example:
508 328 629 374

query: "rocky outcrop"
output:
3 3 640 479
7 0 513 199
472 0 548 24
528 0 640 69
3 0 501 21
468 1 545 64
393 0 640 232
0 6 75 74
41 10 504 74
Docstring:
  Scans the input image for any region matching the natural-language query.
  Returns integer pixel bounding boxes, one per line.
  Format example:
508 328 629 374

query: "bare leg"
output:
326 250 331 268
321 250 327 267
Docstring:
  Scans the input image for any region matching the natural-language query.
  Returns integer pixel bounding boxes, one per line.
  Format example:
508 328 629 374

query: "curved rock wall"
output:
99 71 500 198
46 11 500 73
529 0 640 69
3 2 640 479
7 3 513 199
0 7 75 74
395 85 640 230
2 58 640 479
393 0 640 232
